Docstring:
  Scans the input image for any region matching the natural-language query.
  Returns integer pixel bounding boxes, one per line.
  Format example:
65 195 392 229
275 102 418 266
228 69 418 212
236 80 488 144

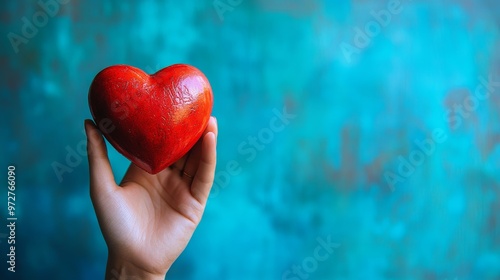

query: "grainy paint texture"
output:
1 0 499 279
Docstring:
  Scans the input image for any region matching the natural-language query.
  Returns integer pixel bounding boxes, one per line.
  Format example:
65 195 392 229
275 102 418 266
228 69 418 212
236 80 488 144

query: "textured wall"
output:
1 0 500 279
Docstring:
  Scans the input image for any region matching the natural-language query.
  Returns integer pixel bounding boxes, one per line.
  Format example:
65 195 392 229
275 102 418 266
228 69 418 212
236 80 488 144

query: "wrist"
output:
105 256 167 280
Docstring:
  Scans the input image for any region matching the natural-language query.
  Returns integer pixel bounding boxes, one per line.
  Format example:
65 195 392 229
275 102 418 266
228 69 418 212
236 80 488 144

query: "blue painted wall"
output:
1 0 500 279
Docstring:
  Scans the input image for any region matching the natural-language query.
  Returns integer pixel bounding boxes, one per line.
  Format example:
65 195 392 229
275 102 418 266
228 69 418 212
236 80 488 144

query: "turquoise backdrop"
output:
1 0 500 279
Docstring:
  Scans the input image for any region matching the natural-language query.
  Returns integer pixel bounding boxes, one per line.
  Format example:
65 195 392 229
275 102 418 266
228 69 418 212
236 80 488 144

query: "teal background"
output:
1 0 500 279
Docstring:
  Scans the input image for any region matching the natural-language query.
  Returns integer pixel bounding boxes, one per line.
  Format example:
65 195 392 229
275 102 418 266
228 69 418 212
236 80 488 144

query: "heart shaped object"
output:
88 64 213 174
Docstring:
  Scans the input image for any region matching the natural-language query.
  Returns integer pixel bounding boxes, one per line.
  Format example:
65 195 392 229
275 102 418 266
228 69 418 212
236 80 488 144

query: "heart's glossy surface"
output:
88 64 213 174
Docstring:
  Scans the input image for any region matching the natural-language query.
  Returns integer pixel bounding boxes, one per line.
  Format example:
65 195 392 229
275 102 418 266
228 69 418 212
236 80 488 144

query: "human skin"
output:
84 116 217 279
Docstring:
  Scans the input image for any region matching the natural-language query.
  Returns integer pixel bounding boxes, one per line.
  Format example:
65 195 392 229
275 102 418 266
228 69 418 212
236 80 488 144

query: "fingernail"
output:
84 120 89 134
84 119 92 134
84 119 99 139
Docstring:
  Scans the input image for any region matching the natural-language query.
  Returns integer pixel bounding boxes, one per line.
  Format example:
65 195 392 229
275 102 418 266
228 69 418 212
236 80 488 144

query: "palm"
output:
86 117 217 276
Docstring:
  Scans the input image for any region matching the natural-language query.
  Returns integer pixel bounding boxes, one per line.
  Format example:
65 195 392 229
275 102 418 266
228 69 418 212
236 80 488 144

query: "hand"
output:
85 117 217 279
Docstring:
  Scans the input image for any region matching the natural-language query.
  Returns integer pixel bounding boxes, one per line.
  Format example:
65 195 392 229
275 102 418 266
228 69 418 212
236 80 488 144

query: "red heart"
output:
88 64 213 174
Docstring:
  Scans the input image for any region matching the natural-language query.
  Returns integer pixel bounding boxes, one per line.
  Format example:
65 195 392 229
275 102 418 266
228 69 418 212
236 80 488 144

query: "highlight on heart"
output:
88 64 213 174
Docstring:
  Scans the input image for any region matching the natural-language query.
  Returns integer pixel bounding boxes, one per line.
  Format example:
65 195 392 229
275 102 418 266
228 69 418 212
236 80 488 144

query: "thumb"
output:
85 119 117 199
